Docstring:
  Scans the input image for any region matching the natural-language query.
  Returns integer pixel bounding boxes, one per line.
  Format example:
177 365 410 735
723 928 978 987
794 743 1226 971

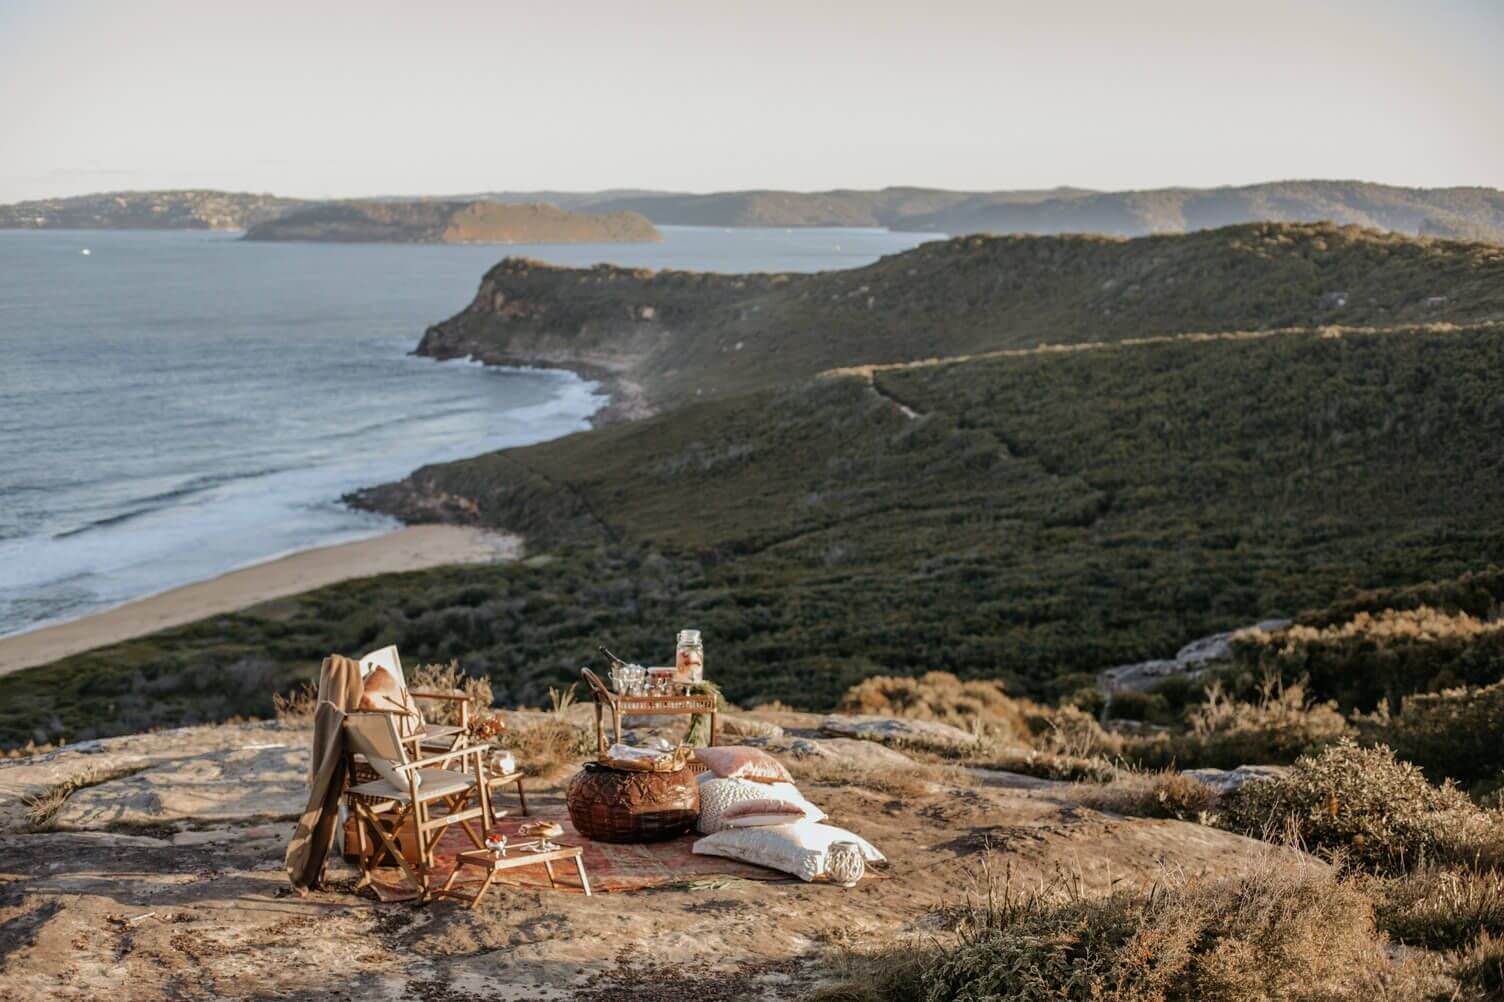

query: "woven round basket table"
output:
566 762 700 843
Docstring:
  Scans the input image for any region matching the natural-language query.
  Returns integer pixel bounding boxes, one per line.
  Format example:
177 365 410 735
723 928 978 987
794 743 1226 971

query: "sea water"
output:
0 225 935 637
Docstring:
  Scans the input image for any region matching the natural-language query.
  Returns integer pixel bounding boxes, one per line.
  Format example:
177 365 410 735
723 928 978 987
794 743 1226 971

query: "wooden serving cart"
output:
581 668 719 755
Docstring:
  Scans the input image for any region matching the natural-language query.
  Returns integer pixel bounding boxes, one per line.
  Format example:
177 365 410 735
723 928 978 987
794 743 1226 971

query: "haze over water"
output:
0 225 934 637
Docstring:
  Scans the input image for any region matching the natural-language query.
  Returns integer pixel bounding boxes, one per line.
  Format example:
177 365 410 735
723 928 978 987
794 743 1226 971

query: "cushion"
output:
693 746 793 785
358 667 408 714
722 798 811 828
692 822 885 882
697 777 826 834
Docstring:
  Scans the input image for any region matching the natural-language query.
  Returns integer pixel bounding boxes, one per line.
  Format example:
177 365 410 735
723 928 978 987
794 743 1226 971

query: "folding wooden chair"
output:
343 710 495 902
358 646 474 759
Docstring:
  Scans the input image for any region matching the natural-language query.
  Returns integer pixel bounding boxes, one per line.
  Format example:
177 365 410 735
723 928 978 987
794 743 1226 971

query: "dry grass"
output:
492 718 593 777
813 850 1446 1001
409 660 494 726
1072 769 1221 821
22 765 144 831
1374 866 1504 951
271 682 318 723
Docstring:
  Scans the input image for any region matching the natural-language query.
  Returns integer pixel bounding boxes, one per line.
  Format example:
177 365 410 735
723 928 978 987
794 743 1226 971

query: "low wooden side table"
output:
486 769 529 816
435 842 592 909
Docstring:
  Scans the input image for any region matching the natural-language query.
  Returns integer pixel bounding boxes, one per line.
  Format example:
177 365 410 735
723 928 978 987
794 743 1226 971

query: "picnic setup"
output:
283 630 884 907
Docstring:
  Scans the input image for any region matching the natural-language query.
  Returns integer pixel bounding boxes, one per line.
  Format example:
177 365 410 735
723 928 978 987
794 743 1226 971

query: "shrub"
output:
1231 606 1504 712
1219 740 1504 872
409 659 494 726
271 681 318 722
1177 675 1348 768
813 853 1440 1001
1376 680 1504 784
837 672 1038 745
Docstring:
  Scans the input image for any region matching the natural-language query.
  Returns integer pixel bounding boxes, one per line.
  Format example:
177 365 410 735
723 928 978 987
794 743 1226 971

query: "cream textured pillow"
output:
697 778 826 834
692 822 885 882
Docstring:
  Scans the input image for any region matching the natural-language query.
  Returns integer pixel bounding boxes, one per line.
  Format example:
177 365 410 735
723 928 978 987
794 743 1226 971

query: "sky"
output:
1 0 1501 203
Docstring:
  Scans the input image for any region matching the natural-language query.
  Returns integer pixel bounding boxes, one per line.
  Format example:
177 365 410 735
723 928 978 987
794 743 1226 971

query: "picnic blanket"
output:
366 806 793 901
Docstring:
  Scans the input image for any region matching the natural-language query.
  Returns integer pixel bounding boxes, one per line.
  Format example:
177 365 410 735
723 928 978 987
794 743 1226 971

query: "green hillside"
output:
8 320 1504 746
418 223 1504 416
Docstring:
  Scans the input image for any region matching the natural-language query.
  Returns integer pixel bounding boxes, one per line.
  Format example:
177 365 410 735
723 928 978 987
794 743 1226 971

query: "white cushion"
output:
348 767 473 803
696 777 826 834
692 822 884 882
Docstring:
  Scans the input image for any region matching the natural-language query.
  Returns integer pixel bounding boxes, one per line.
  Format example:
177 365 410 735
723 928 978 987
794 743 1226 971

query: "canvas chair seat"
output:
420 723 464 743
349 767 477 804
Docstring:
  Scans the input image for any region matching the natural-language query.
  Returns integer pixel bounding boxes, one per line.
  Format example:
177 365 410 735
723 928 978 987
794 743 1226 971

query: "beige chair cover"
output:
284 654 363 894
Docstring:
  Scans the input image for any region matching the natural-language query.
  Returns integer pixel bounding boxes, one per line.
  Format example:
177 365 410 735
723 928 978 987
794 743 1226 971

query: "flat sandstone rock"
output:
819 714 980 753
53 744 308 830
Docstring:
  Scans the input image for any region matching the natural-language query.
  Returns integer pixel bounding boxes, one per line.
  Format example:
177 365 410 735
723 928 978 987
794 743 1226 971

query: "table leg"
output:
469 870 497 911
516 777 529 816
574 855 592 897
543 859 557 888
710 708 719 747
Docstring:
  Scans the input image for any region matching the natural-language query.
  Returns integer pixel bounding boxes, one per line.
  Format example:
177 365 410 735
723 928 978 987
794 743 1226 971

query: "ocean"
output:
0 225 935 638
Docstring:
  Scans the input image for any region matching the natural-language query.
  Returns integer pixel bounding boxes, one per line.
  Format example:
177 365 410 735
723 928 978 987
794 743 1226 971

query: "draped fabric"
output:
283 654 363 893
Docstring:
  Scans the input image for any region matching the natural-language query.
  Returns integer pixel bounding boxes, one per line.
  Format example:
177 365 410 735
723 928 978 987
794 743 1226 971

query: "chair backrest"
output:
359 645 407 690
345 711 417 792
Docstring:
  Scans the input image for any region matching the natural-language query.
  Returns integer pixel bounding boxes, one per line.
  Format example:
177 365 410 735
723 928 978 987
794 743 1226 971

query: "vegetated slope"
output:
897 180 1504 241
11 322 1504 745
418 223 1504 417
242 200 660 244
0 190 306 230
574 181 1504 240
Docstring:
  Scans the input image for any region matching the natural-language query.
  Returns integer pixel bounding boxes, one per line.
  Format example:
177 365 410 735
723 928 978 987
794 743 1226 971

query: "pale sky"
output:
1 0 1500 203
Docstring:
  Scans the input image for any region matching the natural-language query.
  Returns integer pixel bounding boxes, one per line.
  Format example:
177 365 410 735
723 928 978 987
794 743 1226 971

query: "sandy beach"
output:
0 525 520 677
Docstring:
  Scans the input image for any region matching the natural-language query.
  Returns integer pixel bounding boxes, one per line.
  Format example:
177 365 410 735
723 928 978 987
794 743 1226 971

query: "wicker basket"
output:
566 762 700 843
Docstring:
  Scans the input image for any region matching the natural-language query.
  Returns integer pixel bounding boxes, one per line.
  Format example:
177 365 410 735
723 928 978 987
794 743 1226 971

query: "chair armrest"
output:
399 745 488 772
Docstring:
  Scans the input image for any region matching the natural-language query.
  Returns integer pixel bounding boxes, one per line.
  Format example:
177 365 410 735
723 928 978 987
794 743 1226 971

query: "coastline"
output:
0 525 520 678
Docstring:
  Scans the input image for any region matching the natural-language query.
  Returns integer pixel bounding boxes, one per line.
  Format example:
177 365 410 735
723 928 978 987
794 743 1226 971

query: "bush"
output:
1231 606 1504 712
1074 769 1220 821
1219 740 1504 873
1376 680 1504 784
409 659 495 726
1177 675 1348 768
813 853 1440 1001
837 672 1039 745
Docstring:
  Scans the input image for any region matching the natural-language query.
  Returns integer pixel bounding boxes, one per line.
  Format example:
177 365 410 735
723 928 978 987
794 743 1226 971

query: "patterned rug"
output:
366 806 795 901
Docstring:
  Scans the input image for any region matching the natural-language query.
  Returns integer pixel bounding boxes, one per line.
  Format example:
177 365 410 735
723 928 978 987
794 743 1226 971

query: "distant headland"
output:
240 200 660 245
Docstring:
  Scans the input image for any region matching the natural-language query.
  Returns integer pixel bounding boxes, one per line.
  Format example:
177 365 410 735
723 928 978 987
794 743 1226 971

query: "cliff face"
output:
0 190 305 230
242 200 660 244
415 222 1504 421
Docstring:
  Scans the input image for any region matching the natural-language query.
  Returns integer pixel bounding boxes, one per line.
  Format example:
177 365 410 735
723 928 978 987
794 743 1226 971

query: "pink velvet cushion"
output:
693 746 794 785
722 798 810 828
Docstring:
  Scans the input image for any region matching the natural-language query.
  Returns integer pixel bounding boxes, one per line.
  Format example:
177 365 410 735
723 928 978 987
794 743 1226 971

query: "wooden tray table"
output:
581 669 718 755
434 841 591 909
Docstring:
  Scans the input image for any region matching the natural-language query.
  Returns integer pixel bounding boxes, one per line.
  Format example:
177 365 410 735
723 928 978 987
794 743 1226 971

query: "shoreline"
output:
0 525 520 677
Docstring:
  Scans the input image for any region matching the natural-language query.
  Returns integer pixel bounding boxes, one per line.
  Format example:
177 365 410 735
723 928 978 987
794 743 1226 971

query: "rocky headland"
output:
242 200 660 245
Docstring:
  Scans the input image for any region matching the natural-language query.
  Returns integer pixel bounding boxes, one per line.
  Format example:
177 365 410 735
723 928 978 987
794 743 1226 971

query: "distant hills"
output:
0 190 303 230
242 200 659 245
4 181 1504 243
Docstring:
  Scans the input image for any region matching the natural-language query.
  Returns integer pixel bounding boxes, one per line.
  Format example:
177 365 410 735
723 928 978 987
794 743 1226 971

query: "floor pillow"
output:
693 745 794 785
692 821 885 882
697 777 826 834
